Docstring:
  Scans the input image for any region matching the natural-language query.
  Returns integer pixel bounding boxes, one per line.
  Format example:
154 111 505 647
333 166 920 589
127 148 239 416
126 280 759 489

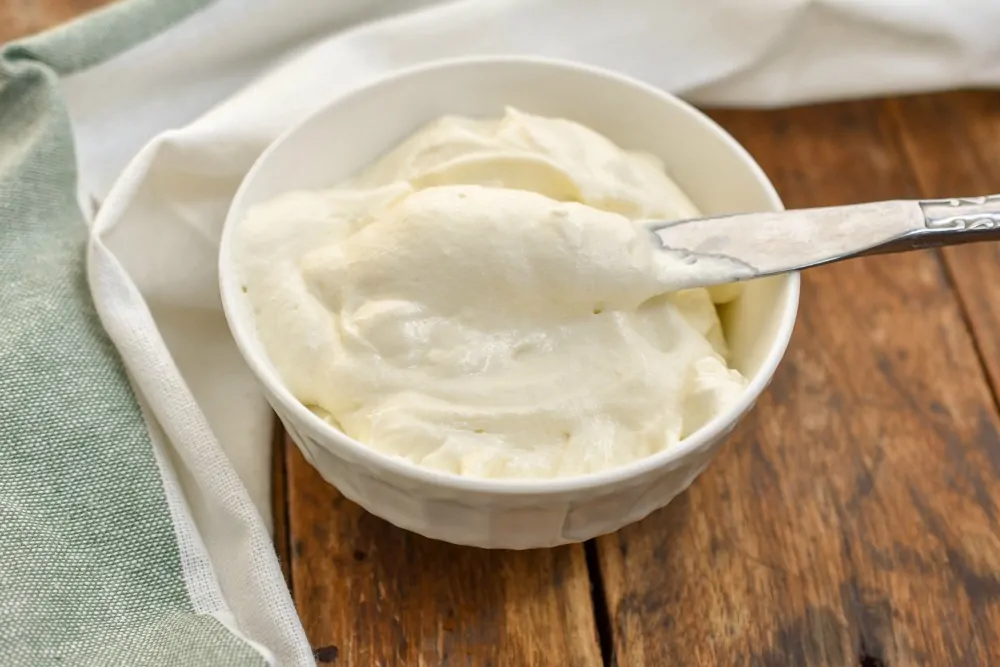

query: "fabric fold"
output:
7 0 1000 664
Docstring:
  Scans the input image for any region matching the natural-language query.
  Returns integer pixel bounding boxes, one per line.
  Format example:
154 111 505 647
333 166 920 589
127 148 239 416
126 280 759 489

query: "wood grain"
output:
593 98 1000 666
284 441 602 666
887 92 1000 403
0 0 110 42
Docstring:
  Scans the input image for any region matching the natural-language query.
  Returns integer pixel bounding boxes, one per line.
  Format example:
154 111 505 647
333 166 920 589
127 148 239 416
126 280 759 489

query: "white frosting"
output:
235 108 746 478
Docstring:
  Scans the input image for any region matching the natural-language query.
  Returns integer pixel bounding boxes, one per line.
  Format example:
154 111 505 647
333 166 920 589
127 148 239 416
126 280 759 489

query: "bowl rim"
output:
220 54 800 496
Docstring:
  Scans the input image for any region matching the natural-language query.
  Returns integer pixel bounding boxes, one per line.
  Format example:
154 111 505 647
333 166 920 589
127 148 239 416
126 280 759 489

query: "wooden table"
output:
9 3 1000 665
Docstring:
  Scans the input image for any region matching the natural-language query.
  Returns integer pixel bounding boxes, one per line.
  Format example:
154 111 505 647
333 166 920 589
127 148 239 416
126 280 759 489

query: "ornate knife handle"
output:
920 195 1000 230
878 195 1000 254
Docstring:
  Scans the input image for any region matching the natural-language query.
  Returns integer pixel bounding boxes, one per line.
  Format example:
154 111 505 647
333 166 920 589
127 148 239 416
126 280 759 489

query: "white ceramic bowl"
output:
220 56 799 549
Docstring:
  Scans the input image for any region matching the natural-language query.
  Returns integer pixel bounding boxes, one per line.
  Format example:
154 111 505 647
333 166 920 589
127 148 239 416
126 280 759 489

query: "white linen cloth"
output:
78 1 1000 664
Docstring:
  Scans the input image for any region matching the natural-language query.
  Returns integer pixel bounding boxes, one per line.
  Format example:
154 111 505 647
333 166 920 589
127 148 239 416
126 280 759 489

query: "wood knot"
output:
314 645 340 663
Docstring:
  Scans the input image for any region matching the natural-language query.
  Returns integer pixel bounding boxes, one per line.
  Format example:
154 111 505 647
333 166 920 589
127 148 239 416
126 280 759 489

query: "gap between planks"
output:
272 95 1000 665
882 94 1000 418
584 97 1000 666
584 540 615 666
271 419 292 590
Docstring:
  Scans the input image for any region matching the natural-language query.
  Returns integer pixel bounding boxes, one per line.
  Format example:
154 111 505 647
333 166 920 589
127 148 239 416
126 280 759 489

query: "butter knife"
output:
647 195 1000 289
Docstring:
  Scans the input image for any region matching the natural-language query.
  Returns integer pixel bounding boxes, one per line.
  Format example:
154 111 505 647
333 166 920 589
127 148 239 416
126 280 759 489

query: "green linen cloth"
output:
0 2 270 664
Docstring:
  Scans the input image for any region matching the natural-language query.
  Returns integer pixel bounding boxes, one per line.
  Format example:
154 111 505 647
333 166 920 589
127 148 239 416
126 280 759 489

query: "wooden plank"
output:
594 99 1000 666
284 443 602 666
0 0 111 42
887 91 1000 400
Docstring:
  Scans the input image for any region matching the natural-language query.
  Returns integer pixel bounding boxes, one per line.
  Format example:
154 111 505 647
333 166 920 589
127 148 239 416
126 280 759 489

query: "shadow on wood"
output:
284 441 602 666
